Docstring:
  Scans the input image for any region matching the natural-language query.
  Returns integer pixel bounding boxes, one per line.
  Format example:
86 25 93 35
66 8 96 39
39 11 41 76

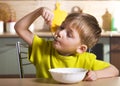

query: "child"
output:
14 7 119 81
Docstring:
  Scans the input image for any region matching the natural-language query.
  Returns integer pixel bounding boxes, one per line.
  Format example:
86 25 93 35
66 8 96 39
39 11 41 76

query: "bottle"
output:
102 9 112 31
111 9 120 32
111 16 116 31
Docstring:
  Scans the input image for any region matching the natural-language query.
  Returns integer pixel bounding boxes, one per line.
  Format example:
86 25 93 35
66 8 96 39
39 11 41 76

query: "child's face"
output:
52 22 82 55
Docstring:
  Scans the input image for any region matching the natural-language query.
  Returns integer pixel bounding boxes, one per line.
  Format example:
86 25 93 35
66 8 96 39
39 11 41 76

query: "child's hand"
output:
40 7 54 26
84 70 98 81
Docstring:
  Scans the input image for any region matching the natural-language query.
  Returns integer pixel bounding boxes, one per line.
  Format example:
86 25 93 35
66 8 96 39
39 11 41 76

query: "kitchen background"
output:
0 0 120 77
0 0 120 32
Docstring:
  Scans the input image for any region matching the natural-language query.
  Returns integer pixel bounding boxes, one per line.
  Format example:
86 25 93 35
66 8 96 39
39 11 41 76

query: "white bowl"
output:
49 68 87 83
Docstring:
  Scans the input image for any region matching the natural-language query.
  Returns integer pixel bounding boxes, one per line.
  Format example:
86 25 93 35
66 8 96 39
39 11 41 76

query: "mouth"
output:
53 36 58 42
53 34 58 40
50 31 55 39
53 35 60 44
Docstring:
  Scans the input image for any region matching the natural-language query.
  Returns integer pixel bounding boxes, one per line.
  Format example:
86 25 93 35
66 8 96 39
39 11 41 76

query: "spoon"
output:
51 31 55 40
49 27 56 40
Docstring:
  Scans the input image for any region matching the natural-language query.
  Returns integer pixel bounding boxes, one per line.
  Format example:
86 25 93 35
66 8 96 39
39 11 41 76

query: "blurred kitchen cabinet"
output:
0 37 20 77
91 43 103 60
110 37 120 75
0 37 35 78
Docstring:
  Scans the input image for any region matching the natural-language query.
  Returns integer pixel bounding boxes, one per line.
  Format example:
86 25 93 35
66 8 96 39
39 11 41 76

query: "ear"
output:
76 45 88 53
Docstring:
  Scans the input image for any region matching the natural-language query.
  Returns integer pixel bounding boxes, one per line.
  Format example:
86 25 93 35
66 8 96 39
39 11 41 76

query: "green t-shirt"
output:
29 35 110 78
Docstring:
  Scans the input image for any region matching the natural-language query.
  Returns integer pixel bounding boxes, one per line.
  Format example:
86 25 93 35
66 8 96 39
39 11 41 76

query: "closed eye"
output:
67 30 73 38
59 26 64 30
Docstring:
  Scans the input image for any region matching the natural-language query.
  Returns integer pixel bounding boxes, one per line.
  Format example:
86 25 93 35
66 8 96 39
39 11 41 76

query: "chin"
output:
53 42 58 49
53 41 59 47
52 43 61 51
53 45 59 50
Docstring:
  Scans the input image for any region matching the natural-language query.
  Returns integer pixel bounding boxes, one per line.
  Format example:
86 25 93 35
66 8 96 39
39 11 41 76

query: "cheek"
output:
62 40 77 49
53 40 68 49
68 40 81 49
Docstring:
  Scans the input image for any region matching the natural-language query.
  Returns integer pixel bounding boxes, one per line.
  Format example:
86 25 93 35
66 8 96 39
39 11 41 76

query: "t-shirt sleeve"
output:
89 53 110 70
82 53 110 70
28 35 46 65
92 59 110 70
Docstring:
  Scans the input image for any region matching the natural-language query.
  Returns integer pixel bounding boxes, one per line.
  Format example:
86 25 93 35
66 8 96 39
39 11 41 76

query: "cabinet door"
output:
0 37 35 77
110 37 120 75
0 37 20 75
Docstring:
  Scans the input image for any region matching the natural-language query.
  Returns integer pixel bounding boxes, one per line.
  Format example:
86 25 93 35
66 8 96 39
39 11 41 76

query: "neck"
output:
57 51 76 56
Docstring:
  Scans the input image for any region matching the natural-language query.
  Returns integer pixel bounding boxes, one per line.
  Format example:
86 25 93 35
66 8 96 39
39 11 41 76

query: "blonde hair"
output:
64 13 101 48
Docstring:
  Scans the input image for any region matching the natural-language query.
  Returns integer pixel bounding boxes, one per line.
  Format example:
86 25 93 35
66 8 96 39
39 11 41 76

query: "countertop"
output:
0 77 120 86
0 32 52 38
0 31 120 38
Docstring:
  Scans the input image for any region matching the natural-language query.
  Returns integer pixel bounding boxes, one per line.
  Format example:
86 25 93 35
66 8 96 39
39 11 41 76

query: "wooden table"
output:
0 77 120 86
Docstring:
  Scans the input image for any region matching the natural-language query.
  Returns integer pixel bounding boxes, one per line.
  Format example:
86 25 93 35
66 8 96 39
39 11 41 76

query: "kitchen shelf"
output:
1 31 120 38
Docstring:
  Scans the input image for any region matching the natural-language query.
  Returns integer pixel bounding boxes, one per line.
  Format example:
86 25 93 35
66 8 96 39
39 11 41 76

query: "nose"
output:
55 29 65 39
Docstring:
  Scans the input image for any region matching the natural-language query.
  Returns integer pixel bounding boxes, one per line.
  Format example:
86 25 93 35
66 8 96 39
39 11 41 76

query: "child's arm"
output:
14 7 54 46
84 64 119 81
